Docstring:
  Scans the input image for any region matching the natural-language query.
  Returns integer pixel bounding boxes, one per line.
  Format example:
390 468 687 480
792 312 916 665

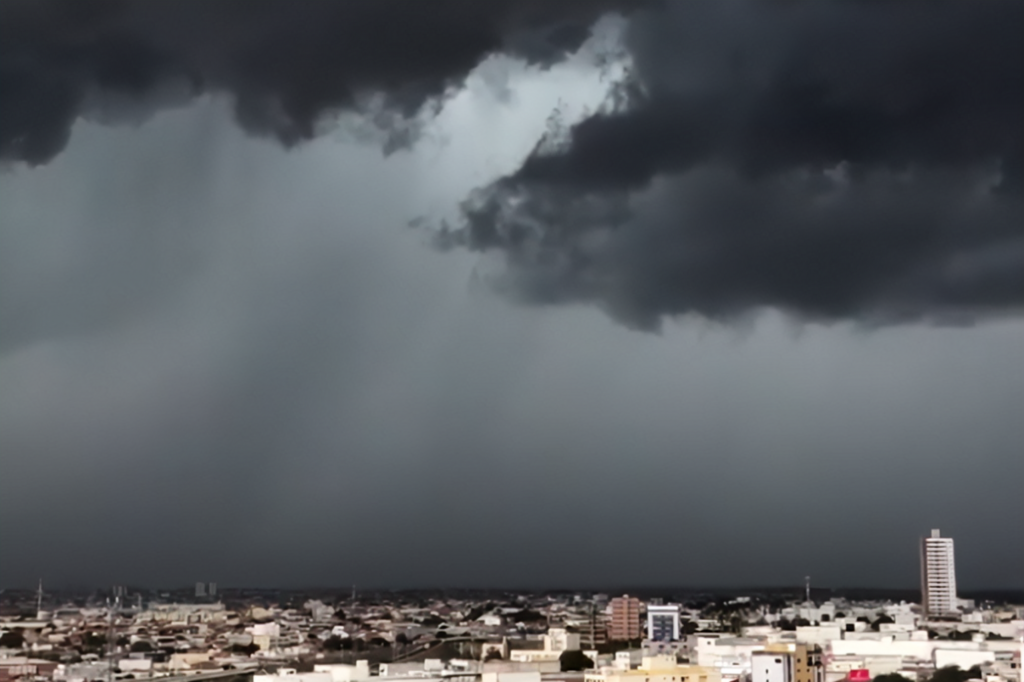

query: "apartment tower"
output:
609 594 642 641
920 528 957 617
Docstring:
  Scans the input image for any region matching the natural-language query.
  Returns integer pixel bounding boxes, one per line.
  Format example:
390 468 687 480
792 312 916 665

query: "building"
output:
482 672 542 682
647 605 681 643
195 582 207 598
695 635 767 676
314 661 371 682
752 650 793 682
610 596 642 641
586 655 720 682
508 628 581 663
0 658 59 682
752 644 823 682
791 644 823 682
920 529 957 617
250 621 282 652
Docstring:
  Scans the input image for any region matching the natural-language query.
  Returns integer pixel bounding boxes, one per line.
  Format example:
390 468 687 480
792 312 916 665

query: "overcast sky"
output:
1 0 1022 592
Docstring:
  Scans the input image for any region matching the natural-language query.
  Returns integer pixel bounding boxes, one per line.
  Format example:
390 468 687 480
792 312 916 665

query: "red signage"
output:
849 670 871 682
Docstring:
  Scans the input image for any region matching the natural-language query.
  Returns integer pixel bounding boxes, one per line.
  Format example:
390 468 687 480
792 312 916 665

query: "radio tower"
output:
805 576 811 603
35 579 44 619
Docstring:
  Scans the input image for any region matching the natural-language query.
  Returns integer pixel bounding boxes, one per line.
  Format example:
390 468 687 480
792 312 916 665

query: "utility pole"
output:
107 587 122 682
106 596 114 682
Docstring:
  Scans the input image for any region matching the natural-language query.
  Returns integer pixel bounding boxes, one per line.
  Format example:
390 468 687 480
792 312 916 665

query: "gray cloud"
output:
0 0 642 164
2 2 1023 593
443 0 1024 328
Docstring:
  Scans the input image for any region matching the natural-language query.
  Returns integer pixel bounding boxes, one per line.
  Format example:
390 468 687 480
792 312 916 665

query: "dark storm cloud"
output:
0 0 642 164
3 0 1024 594
442 0 1024 328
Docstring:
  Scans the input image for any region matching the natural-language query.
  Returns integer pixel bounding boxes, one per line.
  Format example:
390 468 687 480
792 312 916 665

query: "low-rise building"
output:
586 655 722 682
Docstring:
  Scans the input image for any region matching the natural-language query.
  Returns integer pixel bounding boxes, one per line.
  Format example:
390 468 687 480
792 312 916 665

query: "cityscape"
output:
2 7 1022 682
1 531 1022 682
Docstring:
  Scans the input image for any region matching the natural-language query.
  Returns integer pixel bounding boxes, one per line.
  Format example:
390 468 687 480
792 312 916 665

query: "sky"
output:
1 0 1022 592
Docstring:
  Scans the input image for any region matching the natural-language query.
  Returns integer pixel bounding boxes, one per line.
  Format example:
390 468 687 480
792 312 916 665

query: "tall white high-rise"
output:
920 529 957 617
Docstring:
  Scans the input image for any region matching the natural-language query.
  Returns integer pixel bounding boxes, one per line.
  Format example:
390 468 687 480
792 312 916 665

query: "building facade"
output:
752 645 823 682
609 595 642 641
647 604 681 642
920 529 957 617
586 656 720 682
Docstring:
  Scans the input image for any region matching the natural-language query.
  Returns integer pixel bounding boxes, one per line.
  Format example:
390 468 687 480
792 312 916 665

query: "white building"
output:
586 655 721 682
752 651 793 682
256 672 332 682
614 651 644 670
695 635 768 675
314 661 371 682
648 605 681 643
481 673 542 682
508 628 580 663
920 529 957 617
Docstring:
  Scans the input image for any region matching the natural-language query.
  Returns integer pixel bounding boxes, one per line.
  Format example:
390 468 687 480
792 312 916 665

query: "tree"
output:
559 650 594 672
83 632 107 649
323 636 344 651
229 643 259 656
484 650 503 662
682 621 698 635
930 665 981 682
511 609 546 623
333 609 346 621
395 633 408 645
0 630 25 649
871 616 894 632
874 673 909 682
130 641 153 653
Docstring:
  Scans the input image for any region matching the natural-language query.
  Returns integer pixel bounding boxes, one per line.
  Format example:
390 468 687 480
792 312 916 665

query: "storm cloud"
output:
443 1 1024 327
0 0 640 164
2 1 1023 591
